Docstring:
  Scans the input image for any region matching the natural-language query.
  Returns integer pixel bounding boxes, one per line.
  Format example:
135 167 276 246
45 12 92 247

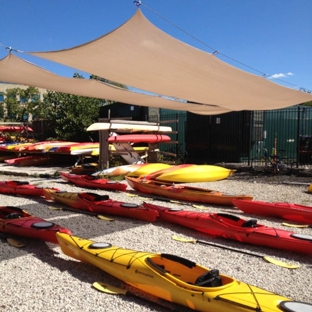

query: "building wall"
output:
0 82 47 101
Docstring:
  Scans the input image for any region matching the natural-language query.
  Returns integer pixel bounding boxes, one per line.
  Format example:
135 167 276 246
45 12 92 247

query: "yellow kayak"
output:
56 232 308 312
126 163 172 177
147 164 235 183
307 184 312 193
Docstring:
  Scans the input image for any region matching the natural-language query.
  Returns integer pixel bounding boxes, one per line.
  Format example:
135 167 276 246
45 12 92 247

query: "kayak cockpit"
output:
145 253 235 290
0 206 27 219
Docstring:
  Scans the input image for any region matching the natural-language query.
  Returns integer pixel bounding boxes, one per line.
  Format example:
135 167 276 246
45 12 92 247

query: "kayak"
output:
233 199 312 224
52 142 100 154
59 172 127 192
18 140 64 152
5 155 49 166
43 190 159 222
56 232 312 312
0 125 33 132
93 163 171 177
0 180 59 196
125 176 253 206
144 202 312 255
107 134 171 144
308 184 312 193
70 163 99 174
0 206 72 244
125 163 172 178
146 164 235 183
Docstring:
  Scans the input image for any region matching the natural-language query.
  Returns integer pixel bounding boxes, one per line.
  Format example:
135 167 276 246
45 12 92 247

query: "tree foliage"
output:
43 73 104 141
1 86 46 122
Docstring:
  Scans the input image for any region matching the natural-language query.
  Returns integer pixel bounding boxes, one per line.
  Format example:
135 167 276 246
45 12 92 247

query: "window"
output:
20 96 29 103
31 94 40 102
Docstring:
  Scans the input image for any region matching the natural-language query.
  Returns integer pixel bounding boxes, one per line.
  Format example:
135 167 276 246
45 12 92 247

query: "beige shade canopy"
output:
27 9 312 111
0 54 230 115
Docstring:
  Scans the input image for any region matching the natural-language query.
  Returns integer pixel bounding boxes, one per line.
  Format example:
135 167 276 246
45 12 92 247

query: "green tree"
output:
43 75 104 141
2 86 47 122
3 88 23 121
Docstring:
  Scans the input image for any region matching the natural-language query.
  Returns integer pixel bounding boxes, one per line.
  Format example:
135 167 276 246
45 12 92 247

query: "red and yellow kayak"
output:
144 202 312 255
44 190 158 222
56 232 311 312
126 176 253 206
0 206 72 244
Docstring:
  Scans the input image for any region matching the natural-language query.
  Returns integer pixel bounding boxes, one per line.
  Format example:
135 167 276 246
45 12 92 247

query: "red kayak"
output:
108 134 171 144
233 199 312 224
44 190 159 222
0 180 59 196
0 206 72 244
60 172 127 192
0 125 33 132
5 155 49 166
144 202 312 255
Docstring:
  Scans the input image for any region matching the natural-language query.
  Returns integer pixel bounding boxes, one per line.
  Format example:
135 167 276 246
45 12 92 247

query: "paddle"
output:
172 236 300 269
93 282 178 311
0 233 25 248
282 222 312 228
6 237 26 248
48 206 114 221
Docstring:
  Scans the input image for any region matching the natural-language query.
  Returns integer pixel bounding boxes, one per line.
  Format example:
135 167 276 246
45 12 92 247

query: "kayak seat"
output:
242 219 258 228
216 213 240 222
80 192 110 202
195 269 222 287
12 181 29 185
4 213 22 219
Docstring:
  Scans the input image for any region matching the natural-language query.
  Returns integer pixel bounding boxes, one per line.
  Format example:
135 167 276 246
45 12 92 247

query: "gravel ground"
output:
0 169 312 311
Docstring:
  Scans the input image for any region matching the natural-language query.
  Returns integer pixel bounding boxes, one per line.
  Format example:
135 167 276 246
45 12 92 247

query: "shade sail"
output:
28 9 312 111
0 54 230 115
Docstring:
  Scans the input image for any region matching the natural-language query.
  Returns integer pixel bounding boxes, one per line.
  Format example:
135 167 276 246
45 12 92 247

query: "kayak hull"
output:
144 202 312 255
59 172 127 192
0 206 72 244
44 190 158 222
233 199 312 224
56 232 298 312
126 176 253 206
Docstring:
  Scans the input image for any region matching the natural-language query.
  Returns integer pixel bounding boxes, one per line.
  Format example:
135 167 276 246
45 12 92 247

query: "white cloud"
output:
268 72 294 79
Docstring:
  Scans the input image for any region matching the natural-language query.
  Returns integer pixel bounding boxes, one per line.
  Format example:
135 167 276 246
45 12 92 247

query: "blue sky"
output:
1 0 311 92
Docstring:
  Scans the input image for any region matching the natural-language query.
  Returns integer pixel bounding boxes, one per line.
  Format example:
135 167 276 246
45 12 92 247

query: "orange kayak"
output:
125 176 253 206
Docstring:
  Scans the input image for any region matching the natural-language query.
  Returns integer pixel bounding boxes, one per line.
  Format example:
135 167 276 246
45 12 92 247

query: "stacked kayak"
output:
146 164 235 183
107 133 171 144
126 176 253 206
233 199 312 224
0 125 33 132
44 190 158 222
0 180 59 196
0 206 72 244
60 172 127 192
56 232 312 312
144 202 312 255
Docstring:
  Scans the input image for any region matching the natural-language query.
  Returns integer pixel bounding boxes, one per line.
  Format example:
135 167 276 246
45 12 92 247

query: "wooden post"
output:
98 116 109 171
